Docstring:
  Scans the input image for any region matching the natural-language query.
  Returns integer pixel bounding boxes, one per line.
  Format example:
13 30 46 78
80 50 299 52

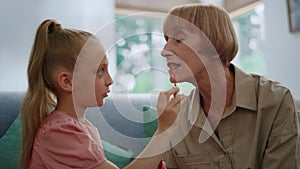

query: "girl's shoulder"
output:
32 111 106 168
34 110 102 148
37 110 88 137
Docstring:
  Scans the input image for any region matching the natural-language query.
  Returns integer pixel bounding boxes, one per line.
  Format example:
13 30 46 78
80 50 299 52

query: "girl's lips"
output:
103 91 110 98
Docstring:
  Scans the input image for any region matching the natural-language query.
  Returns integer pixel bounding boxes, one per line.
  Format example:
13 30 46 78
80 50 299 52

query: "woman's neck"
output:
195 64 235 116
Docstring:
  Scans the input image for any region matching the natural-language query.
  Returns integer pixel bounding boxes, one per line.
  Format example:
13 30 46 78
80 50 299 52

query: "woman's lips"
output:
167 62 180 75
167 62 180 69
167 63 179 85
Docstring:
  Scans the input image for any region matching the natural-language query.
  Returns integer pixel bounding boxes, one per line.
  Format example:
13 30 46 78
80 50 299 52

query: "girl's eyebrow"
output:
98 61 109 68
99 58 109 66
98 64 107 69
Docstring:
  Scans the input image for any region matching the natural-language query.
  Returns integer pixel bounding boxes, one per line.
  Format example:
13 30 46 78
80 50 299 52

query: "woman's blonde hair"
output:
20 19 93 169
163 3 239 64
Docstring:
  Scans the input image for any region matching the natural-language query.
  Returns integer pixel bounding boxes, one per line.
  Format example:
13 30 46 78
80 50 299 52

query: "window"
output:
232 3 266 75
113 3 265 94
113 14 194 94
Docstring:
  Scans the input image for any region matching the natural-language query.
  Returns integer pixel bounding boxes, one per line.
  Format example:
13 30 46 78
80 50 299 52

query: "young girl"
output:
20 19 184 169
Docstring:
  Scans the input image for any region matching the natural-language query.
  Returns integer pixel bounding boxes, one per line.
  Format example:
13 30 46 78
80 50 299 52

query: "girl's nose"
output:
106 74 113 86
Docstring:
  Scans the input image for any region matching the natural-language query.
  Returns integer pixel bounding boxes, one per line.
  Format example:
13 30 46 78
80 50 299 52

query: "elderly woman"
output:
160 3 299 169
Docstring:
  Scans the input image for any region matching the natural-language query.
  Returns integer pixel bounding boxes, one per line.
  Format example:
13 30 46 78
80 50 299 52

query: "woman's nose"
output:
161 49 174 57
161 39 175 57
161 45 173 58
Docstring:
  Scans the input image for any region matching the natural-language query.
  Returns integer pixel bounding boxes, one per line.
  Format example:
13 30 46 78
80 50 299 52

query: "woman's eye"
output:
175 39 182 43
174 37 184 43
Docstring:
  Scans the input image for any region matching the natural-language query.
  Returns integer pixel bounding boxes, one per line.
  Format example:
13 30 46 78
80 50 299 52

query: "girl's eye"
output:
97 68 105 76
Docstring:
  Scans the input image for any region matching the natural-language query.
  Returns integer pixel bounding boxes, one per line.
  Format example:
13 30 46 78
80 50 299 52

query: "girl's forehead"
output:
75 44 107 67
100 56 108 65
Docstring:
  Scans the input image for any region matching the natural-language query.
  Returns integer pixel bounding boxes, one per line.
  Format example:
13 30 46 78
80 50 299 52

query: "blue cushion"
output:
102 140 134 168
0 92 23 138
0 115 21 169
142 105 158 144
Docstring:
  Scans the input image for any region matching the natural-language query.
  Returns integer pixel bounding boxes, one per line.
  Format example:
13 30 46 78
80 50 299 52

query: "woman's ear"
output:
57 72 73 92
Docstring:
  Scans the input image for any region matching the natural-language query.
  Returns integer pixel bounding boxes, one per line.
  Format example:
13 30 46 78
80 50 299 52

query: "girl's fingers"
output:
162 87 180 99
157 88 180 115
167 94 185 108
157 93 185 131
162 160 167 169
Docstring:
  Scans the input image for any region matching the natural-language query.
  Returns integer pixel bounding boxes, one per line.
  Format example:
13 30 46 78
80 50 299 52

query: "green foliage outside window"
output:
114 4 265 93
113 15 174 94
232 4 266 75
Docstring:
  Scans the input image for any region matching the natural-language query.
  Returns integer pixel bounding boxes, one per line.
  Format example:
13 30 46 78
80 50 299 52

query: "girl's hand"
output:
156 88 185 133
157 159 167 169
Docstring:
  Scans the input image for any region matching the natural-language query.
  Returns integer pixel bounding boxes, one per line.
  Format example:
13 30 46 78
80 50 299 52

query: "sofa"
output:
1 91 300 169
0 91 159 169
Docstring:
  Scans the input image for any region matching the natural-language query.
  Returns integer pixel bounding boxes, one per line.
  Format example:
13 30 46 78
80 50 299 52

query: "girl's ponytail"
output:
20 18 93 168
20 19 60 169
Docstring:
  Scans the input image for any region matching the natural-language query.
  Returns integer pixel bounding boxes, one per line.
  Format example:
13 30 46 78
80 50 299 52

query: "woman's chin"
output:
170 77 176 83
170 77 183 84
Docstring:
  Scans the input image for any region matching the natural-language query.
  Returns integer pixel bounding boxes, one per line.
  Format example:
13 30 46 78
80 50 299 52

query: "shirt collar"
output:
186 90 220 143
187 64 258 127
232 64 258 111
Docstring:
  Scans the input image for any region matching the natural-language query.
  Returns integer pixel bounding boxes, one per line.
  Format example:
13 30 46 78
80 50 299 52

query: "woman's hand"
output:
156 88 185 133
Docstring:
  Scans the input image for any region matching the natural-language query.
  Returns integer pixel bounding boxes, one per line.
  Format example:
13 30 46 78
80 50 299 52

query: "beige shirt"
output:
163 65 299 169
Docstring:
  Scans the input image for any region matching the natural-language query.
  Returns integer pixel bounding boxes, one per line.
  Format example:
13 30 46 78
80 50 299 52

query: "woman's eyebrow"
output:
172 27 185 34
165 28 185 38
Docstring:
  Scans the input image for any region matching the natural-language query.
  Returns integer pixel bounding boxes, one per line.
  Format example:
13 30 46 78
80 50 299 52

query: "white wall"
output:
0 0 115 91
264 0 300 98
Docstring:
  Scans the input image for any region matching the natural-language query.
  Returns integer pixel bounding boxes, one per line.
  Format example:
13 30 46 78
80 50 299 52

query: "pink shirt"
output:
29 110 106 169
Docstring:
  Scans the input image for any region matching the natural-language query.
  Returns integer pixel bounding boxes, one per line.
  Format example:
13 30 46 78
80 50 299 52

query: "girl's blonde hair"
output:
163 3 239 64
20 19 93 169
